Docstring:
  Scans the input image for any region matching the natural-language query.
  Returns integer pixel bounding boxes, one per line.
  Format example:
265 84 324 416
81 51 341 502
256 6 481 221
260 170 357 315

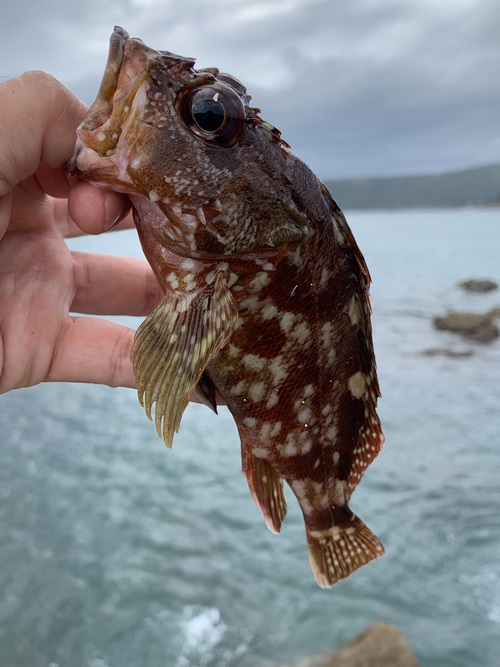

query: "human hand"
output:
0 71 163 394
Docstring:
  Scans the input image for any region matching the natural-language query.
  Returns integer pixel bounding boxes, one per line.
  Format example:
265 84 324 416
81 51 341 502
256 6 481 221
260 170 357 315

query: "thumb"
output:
68 180 130 235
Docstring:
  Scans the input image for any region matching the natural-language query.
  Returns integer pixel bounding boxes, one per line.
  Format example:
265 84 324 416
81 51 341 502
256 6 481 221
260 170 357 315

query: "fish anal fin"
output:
130 270 238 447
243 453 287 534
307 514 384 588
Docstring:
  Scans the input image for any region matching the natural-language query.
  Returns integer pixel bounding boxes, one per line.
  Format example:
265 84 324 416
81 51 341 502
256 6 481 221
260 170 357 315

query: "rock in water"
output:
433 311 499 343
278 622 421 667
459 279 498 293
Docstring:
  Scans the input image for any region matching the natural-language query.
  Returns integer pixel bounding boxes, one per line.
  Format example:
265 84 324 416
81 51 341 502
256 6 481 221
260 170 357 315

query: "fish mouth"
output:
67 27 153 184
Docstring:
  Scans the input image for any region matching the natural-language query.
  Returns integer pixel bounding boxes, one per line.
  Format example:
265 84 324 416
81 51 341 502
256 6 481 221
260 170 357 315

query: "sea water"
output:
1 208 499 667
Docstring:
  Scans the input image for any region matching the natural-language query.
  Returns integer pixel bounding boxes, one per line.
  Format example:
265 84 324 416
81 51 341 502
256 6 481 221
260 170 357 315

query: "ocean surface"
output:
1 208 499 667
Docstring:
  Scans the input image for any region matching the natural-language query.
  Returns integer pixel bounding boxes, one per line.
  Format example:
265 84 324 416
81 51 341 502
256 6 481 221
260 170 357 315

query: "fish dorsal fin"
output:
131 270 238 447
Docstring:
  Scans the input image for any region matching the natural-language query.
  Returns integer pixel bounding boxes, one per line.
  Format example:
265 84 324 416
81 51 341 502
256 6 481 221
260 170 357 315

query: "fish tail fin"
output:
243 454 287 534
306 514 384 588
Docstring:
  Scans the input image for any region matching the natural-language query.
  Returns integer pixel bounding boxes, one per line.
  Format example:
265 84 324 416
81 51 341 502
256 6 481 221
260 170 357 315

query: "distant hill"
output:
325 164 500 210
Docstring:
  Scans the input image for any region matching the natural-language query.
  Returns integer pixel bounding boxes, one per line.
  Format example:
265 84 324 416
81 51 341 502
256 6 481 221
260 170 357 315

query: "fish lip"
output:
73 27 152 160
66 27 129 176
82 26 129 133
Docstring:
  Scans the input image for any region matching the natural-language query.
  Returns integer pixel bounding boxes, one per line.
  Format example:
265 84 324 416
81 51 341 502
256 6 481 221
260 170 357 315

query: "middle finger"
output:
70 251 163 316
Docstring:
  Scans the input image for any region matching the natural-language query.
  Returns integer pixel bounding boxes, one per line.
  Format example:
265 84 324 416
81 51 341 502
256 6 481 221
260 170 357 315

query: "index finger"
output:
0 71 86 195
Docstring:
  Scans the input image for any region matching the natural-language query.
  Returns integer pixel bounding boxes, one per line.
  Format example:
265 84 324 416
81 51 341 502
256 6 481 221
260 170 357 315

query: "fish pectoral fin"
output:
130 271 238 447
243 453 287 534
307 515 384 588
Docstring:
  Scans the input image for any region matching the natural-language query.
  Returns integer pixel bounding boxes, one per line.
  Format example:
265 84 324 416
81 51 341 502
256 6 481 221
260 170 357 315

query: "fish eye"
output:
179 83 245 147
192 97 226 133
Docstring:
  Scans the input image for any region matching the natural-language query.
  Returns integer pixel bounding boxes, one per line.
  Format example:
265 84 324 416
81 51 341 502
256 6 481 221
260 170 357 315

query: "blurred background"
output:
2 0 500 179
1 2 499 666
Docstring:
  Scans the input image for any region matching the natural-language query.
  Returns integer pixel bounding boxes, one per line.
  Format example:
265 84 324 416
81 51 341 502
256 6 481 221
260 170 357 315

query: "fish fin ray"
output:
131 271 238 447
243 453 287 534
307 515 384 588
347 406 384 499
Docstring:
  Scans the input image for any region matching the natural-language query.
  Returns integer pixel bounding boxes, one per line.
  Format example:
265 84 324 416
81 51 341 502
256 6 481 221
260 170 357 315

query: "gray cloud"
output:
2 0 499 178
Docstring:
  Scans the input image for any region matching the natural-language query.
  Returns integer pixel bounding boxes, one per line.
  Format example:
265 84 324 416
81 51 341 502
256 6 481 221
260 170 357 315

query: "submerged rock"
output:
433 311 499 343
421 347 474 358
459 279 498 293
275 622 421 667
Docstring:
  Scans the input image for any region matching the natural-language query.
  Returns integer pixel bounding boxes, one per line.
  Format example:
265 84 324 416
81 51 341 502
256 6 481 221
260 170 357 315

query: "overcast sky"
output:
2 0 499 179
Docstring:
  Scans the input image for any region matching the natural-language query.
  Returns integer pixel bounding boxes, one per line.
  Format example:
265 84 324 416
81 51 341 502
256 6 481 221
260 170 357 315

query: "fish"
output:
70 26 385 588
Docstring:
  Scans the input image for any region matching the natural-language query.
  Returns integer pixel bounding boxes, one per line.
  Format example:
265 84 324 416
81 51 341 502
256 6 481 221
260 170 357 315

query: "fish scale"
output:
69 26 385 587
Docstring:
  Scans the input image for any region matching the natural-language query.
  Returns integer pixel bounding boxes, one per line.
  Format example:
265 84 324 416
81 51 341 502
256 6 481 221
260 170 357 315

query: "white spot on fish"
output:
290 479 314 514
280 312 296 334
329 479 347 505
271 422 282 437
326 426 338 442
249 381 266 403
242 354 267 372
279 434 299 457
227 344 240 358
268 356 288 385
239 296 260 313
348 295 362 327
166 272 179 289
301 439 313 454
249 271 270 292
320 322 334 348
319 267 332 290
181 258 196 271
261 301 278 320
348 371 366 399
292 321 310 345
243 417 256 428
252 447 268 458
231 380 247 396
183 273 197 291
303 384 315 398
298 407 312 424
149 191 159 202
266 392 280 409
260 422 272 439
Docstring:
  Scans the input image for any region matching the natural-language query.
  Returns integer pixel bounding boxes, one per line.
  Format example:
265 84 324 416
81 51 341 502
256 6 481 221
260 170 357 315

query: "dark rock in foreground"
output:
459 279 498 293
433 310 499 343
275 622 421 667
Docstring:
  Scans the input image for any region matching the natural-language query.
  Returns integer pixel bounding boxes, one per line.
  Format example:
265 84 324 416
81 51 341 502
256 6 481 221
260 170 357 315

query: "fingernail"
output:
103 195 129 231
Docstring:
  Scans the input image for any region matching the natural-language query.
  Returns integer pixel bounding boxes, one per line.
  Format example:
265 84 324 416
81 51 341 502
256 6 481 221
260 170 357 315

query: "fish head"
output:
71 26 308 258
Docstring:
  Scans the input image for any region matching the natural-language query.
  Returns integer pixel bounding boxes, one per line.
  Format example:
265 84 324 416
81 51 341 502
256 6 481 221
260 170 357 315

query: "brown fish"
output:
71 26 384 587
